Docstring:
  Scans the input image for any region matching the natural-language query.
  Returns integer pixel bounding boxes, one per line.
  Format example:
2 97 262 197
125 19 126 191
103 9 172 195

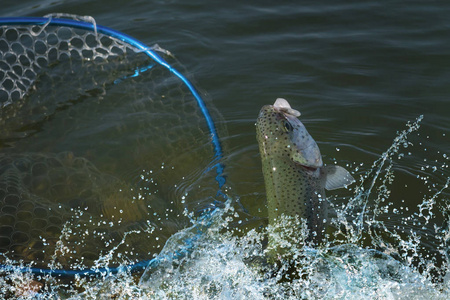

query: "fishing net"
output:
0 16 138 106
0 15 225 273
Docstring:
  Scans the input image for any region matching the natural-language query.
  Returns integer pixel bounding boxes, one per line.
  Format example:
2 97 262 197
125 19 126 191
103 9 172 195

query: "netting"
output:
0 152 123 264
0 16 225 275
0 16 142 106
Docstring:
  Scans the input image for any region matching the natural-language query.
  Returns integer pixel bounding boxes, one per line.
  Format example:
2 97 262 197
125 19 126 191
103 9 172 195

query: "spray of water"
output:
0 116 448 299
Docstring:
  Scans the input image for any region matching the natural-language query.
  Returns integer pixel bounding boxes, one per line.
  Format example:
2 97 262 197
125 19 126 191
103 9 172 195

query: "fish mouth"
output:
273 98 301 117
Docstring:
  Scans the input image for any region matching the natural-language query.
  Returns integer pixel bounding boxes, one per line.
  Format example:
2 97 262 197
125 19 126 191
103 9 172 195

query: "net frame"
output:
0 15 225 277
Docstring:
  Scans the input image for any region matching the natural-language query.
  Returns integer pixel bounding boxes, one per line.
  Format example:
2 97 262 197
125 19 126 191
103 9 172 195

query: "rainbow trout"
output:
256 98 354 247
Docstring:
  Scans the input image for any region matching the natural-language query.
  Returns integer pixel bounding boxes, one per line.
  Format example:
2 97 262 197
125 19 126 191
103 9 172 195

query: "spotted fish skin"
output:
256 98 354 246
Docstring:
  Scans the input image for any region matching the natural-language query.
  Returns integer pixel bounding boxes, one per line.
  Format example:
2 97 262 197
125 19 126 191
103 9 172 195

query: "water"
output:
1 0 449 298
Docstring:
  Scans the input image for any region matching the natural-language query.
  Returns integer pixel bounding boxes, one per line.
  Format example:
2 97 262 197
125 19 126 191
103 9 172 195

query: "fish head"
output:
256 98 323 169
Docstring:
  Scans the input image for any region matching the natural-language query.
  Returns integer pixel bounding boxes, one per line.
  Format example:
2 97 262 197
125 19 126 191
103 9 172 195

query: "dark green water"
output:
0 1 449 298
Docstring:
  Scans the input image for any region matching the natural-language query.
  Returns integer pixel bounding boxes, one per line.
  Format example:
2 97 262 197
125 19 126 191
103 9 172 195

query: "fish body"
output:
256 98 354 248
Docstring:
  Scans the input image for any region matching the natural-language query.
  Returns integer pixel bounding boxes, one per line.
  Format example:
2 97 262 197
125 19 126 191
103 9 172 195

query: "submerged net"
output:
0 15 225 274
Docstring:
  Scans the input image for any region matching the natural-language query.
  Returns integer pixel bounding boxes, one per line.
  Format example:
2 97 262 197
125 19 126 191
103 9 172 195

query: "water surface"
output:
0 1 449 298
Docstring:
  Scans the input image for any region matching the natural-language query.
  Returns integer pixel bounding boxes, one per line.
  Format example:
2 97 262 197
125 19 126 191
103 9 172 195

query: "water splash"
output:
0 116 449 299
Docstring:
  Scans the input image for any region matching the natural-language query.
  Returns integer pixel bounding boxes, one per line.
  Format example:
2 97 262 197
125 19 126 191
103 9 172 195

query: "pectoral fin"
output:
322 165 355 190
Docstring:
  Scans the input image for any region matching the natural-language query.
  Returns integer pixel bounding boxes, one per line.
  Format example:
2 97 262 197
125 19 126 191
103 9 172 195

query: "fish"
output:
256 98 354 252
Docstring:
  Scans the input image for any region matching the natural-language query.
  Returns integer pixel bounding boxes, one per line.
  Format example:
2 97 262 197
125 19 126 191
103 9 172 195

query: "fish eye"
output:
283 120 293 132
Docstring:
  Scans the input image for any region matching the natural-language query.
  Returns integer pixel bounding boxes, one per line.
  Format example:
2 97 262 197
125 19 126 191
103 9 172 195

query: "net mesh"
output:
0 19 139 106
0 17 224 271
